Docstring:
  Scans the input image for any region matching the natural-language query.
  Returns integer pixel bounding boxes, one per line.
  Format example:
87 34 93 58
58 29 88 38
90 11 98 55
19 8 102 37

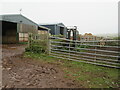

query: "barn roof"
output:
0 14 50 31
0 14 38 26
39 22 66 27
38 25 50 31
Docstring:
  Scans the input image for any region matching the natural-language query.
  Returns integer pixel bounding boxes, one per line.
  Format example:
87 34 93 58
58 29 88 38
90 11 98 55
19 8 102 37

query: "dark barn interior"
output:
60 27 64 35
2 21 18 44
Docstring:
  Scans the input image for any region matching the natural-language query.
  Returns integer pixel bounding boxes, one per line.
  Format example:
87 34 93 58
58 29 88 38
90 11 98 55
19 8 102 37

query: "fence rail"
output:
50 37 120 69
51 41 119 48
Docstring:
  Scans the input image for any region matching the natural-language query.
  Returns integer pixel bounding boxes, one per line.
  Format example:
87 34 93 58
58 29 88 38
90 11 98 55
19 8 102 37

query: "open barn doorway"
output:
2 21 18 44
60 27 64 35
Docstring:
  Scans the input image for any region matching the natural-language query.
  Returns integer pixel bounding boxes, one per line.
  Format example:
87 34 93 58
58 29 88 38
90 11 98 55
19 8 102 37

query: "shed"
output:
38 25 50 35
0 14 39 43
39 23 67 38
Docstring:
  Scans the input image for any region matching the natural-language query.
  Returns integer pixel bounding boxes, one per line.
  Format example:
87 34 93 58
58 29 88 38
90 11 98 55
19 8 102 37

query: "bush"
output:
26 33 49 54
26 39 48 54
25 45 46 53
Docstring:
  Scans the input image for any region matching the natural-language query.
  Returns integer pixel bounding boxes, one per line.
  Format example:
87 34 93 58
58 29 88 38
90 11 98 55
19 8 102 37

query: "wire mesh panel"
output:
50 37 120 68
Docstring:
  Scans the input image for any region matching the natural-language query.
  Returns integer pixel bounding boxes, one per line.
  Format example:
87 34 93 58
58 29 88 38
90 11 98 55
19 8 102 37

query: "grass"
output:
18 42 28 44
24 52 119 88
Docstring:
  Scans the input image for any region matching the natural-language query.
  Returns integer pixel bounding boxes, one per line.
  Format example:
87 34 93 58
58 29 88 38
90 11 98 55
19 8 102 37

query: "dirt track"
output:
2 44 82 88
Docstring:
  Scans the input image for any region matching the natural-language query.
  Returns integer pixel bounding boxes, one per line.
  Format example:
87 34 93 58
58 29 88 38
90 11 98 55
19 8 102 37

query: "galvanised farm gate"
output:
50 37 120 69
28 34 120 69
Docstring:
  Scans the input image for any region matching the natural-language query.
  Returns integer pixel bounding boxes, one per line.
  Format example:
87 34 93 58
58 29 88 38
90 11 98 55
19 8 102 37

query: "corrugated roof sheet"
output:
39 22 65 27
0 14 38 26
0 14 50 30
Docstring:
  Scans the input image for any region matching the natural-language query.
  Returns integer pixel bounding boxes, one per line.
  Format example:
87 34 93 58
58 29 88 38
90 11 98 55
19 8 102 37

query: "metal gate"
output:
50 37 120 68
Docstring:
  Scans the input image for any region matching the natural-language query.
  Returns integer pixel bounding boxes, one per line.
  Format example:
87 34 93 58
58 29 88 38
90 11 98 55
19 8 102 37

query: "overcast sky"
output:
0 0 119 35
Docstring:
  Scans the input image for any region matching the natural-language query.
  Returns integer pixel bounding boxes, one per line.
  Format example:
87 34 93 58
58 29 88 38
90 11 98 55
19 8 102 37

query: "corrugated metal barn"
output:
0 14 38 43
40 23 67 38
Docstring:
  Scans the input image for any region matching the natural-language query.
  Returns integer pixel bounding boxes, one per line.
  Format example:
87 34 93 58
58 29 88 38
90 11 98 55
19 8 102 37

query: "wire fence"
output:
50 37 120 68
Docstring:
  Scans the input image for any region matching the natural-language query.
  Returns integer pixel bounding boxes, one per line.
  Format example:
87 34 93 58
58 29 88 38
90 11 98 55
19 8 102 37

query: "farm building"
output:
78 33 103 41
38 25 50 35
0 14 47 43
39 23 67 38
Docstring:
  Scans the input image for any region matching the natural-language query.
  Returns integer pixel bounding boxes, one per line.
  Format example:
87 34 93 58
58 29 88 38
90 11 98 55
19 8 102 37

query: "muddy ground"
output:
2 44 82 88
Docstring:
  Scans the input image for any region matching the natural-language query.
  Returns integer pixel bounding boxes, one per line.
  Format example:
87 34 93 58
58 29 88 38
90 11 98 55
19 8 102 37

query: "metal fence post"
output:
75 40 77 54
95 46 97 62
69 41 71 60
93 41 96 62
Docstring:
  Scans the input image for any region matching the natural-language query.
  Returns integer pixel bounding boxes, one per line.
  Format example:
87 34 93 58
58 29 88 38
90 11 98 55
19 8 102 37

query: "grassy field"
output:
24 52 119 88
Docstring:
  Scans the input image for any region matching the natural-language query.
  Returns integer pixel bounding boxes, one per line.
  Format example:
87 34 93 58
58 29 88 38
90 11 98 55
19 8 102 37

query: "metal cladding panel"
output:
18 23 38 34
56 25 60 35
55 25 67 37
41 25 55 35
64 27 67 38
40 23 67 37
